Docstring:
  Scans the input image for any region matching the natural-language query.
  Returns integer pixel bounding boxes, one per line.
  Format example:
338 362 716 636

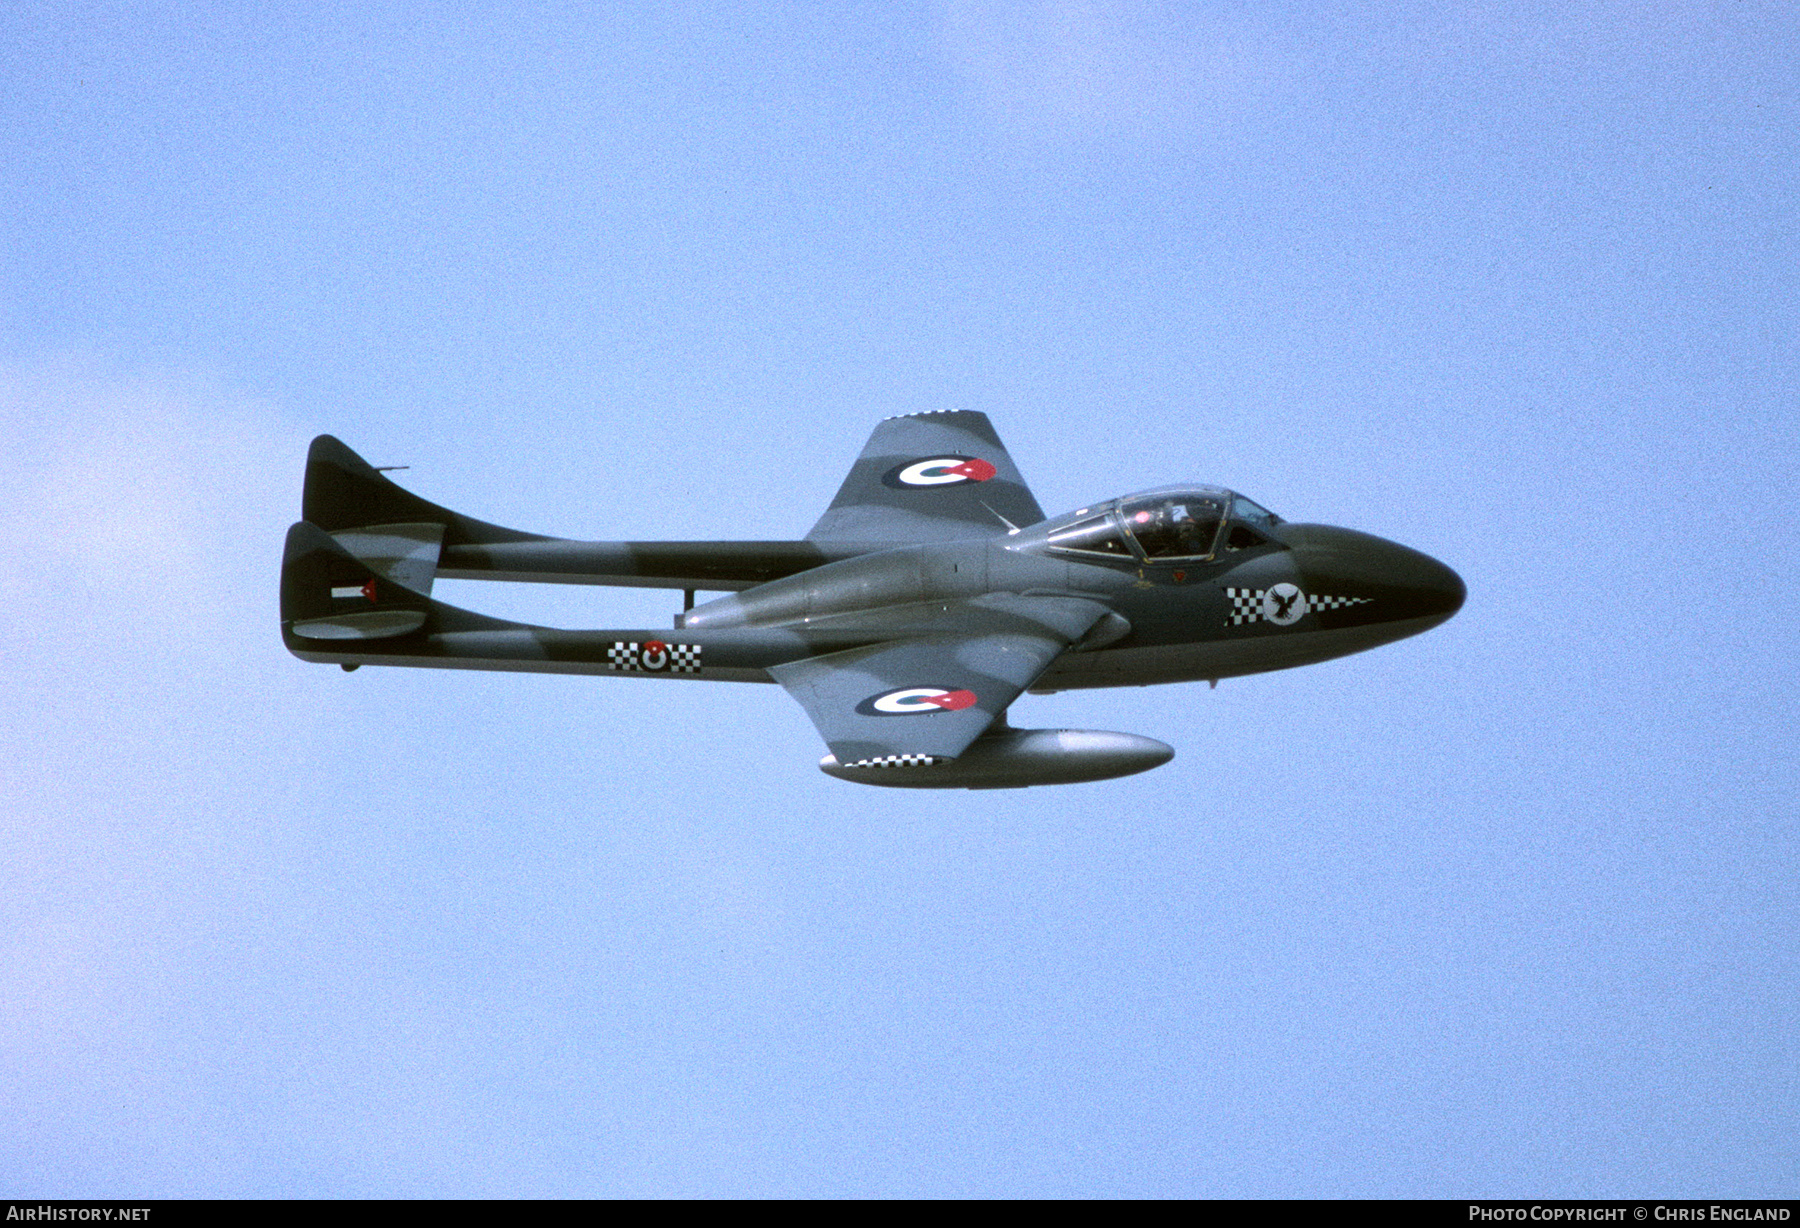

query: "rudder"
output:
302 435 545 546
281 521 431 641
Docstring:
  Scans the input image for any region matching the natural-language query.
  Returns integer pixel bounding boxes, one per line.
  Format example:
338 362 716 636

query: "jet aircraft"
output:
281 412 1464 788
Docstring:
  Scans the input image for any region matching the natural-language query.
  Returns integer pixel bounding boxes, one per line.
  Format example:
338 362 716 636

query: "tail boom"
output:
305 434 848 590
282 521 881 681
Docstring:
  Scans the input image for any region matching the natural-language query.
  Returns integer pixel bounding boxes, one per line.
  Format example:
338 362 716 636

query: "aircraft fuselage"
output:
282 416 1463 787
678 510 1464 690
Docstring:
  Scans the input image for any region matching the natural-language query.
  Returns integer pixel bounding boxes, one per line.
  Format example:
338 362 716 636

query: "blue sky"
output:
3 0 1795 1197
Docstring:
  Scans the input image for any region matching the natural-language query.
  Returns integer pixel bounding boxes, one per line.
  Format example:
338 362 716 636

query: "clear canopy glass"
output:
1117 487 1231 560
1042 486 1280 562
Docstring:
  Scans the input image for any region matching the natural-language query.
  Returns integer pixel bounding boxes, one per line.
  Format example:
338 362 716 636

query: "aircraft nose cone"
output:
1285 524 1465 623
1417 552 1466 618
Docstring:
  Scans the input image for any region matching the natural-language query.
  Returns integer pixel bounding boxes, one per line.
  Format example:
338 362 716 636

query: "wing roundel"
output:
767 594 1111 767
805 411 1046 545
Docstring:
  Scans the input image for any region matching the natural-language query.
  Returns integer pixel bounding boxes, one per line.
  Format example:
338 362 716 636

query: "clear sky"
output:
3 0 1795 1198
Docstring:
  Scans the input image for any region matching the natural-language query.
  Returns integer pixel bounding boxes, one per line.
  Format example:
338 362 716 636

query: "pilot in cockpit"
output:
1128 494 1225 559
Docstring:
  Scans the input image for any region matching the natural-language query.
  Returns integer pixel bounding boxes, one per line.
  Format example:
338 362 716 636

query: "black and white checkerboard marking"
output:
846 753 945 768
1225 588 1263 625
1307 593 1371 613
605 641 703 673
1225 587 1371 626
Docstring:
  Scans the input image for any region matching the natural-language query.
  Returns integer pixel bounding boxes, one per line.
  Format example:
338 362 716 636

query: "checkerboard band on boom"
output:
605 642 704 673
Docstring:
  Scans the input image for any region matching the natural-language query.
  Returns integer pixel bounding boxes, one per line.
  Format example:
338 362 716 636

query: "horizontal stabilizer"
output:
281 521 520 642
330 522 445 596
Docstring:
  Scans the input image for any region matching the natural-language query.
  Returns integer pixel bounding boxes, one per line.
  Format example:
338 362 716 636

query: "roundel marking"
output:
885 456 998 488
1263 583 1308 625
641 639 670 670
861 687 980 715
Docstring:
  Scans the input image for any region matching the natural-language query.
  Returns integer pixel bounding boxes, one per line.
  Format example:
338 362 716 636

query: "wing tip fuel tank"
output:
818 727 1174 789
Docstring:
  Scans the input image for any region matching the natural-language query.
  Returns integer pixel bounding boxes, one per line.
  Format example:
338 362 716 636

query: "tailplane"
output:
281 521 519 644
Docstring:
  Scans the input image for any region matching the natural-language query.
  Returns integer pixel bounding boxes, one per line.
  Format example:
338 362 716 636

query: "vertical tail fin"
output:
303 435 547 546
281 521 431 641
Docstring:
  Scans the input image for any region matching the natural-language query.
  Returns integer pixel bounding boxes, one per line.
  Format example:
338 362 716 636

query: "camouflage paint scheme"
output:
282 413 1464 788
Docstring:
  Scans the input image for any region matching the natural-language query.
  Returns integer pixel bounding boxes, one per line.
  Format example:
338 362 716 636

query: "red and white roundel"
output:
893 456 997 487
866 687 979 715
641 639 670 670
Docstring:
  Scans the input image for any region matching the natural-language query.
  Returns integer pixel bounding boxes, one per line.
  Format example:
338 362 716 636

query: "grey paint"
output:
283 414 1464 787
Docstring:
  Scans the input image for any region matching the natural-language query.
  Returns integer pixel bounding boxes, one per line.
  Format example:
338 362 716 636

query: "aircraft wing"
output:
768 594 1108 768
805 411 1046 545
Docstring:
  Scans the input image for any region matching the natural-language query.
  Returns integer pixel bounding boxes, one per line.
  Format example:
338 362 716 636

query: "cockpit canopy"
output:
1044 486 1281 563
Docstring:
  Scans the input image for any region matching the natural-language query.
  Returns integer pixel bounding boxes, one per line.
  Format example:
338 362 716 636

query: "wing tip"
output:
881 408 984 422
